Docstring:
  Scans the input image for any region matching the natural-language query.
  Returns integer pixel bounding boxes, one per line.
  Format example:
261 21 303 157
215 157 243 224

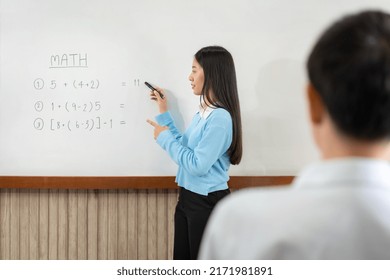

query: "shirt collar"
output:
198 104 215 119
293 157 390 189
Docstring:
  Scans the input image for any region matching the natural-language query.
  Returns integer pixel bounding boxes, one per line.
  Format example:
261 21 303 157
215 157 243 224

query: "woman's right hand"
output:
150 86 167 114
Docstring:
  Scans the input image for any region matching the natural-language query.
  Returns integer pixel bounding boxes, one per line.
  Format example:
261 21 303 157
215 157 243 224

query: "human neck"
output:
318 120 390 160
200 96 214 109
322 138 390 160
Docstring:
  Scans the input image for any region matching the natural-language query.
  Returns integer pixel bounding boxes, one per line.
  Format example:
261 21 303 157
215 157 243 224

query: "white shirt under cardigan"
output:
199 158 390 259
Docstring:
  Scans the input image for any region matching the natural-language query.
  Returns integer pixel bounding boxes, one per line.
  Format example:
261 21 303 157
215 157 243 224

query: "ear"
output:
307 83 325 125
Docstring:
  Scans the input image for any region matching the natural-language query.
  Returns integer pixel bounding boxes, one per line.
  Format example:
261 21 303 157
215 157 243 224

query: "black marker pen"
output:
144 81 164 99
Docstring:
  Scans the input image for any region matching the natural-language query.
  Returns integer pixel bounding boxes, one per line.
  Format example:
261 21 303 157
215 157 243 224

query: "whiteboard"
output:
1 0 389 176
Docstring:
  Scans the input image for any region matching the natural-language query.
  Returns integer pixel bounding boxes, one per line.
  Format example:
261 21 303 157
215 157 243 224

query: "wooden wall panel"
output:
137 190 148 260
117 189 128 259
29 189 39 259
68 190 78 260
48 189 58 260
97 190 108 259
10 189 19 259
127 190 138 259
0 176 292 259
39 190 49 259
0 189 10 259
107 190 118 260
0 188 179 260
87 190 98 259
57 189 68 259
19 189 29 259
78 190 88 259
147 190 157 260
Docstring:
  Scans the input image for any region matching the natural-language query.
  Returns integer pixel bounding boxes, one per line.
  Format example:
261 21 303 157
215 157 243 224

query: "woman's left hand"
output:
146 119 168 140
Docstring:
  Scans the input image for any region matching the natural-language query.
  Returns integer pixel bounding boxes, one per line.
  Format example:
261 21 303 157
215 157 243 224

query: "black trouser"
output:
173 187 230 260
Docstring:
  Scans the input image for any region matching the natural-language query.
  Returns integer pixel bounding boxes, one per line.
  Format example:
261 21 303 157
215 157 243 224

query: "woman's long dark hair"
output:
195 46 242 164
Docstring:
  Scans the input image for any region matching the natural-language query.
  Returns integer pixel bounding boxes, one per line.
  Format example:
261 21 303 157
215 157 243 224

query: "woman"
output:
146 46 242 259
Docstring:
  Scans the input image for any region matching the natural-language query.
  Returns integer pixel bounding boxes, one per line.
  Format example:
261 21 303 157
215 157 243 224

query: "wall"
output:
2 0 389 176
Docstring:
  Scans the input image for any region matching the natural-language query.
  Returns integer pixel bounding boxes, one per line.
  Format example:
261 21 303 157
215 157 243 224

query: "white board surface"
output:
1 0 389 176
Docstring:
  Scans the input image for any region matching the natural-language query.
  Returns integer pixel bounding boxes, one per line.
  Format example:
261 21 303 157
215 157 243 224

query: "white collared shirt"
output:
198 104 215 119
199 158 390 259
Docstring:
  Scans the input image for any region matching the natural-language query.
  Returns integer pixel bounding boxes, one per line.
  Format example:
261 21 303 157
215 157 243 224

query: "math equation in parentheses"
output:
34 78 100 90
33 117 127 132
34 101 102 113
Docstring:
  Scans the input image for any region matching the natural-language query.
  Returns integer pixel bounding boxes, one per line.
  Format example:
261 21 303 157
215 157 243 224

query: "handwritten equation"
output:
33 78 100 90
33 117 123 131
34 101 103 113
33 98 125 131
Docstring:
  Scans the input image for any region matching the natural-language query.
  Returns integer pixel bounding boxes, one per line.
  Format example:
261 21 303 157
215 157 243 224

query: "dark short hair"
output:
307 10 390 140
195 46 242 164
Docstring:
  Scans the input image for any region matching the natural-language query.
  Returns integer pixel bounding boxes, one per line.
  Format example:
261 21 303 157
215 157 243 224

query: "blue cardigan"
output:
155 109 232 195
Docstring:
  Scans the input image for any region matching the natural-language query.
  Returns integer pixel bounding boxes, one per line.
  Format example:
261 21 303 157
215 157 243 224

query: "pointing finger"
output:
146 119 158 127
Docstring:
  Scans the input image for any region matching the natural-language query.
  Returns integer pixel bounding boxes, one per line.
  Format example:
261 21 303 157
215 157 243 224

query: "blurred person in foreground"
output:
199 10 390 259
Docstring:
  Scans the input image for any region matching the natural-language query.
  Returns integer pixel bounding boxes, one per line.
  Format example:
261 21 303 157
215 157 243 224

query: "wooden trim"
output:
228 176 294 188
0 176 294 189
